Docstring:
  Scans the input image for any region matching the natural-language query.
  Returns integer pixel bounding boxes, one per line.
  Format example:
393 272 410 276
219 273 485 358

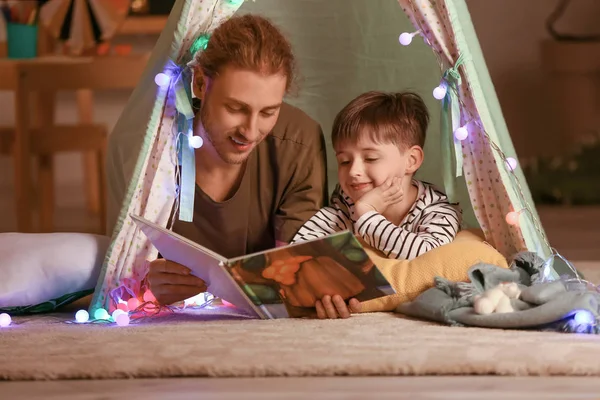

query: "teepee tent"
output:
91 0 570 315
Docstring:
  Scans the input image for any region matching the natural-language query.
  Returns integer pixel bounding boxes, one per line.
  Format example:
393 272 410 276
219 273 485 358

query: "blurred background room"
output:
0 0 598 262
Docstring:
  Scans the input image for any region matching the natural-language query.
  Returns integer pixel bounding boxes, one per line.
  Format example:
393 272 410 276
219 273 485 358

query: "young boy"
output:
292 91 462 260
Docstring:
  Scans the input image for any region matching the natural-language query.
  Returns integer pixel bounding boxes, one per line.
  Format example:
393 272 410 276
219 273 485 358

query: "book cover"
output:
131 214 395 319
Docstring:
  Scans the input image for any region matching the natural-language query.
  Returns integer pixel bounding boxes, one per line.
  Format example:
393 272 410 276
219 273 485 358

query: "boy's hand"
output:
355 176 403 216
315 295 361 319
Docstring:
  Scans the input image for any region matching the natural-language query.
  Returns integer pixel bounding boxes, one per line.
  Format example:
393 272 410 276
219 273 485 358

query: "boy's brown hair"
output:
194 14 297 93
331 91 429 151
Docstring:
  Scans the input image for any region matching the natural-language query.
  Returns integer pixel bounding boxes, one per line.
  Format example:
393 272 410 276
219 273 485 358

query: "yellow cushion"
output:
359 229 509 313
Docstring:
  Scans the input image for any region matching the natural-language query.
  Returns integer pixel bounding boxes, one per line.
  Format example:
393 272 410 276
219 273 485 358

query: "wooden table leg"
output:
76 89 102 216
97 146 107 235
14 70 33 233
37 90 56 232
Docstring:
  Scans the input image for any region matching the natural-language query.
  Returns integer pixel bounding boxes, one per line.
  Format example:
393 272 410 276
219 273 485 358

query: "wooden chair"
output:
0 54 149 234
47 17 166 231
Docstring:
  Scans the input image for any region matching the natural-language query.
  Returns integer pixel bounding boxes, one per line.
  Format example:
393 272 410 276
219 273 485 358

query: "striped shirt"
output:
291 180 462 260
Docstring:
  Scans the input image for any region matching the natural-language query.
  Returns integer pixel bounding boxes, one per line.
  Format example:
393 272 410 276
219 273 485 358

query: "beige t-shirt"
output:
171 102 328 259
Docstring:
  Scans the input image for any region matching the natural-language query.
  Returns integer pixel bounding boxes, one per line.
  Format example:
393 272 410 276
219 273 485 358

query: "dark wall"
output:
132 0 176 15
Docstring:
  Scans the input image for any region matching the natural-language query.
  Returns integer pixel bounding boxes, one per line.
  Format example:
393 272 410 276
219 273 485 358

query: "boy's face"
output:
194 65 287 165
335 134 412 202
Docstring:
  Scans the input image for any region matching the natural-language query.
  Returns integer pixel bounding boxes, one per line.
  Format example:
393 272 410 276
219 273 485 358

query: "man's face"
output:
196 65 287 165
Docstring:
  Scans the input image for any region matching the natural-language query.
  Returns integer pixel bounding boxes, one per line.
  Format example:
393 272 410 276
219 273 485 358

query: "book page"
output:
130 214 262 318
225 231 396 319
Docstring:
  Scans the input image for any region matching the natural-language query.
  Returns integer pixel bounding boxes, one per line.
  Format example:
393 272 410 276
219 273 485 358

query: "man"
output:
106 14 359 318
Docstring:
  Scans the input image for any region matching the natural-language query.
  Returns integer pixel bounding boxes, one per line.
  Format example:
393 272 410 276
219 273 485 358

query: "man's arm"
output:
273 125 329 244
355 202 461 260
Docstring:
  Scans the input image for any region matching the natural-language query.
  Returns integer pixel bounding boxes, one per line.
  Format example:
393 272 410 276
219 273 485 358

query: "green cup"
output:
7 23 38 59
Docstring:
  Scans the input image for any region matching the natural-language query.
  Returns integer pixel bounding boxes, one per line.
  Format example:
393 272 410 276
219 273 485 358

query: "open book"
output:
131 214 396 319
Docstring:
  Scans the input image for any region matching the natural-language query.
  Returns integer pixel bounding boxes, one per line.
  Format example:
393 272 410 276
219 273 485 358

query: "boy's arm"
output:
354 202 461 260
290 205 352 243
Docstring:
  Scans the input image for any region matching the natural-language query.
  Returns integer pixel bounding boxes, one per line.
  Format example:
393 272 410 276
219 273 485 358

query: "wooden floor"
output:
1 187 600 396
2 376 600 399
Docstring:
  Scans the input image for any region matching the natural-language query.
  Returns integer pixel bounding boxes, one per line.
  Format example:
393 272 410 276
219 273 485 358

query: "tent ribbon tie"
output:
173 64 196 222
440 53 466 203
170 31 215 223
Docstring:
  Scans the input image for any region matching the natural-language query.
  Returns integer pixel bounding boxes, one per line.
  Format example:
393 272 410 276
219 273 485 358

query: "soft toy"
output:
473 282 521 315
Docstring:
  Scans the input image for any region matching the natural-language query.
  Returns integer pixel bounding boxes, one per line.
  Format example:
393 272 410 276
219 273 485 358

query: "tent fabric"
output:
91 0 559 314
398 0 543 260
90 0 244 313
449 0 553 262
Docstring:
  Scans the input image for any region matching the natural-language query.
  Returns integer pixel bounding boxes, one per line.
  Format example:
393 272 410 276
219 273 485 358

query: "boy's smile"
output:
349 182 373 194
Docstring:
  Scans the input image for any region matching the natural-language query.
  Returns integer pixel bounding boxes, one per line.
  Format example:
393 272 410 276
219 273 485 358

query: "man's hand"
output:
147 259 207 305
355 176 404 217
315 295 361 319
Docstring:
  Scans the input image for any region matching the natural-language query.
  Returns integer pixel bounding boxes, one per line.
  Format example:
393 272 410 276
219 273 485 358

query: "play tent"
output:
90 0 572 314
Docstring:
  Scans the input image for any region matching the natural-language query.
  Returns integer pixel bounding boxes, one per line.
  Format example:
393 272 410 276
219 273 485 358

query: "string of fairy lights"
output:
400 20 550 250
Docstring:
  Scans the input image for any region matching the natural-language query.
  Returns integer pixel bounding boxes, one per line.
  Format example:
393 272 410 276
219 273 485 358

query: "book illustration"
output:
226 232 395 318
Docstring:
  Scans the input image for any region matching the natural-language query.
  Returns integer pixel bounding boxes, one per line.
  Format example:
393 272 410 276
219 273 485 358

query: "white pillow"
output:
0 232 110 308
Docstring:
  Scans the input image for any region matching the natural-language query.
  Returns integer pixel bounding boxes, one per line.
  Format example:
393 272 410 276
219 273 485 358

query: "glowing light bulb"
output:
116 313 130 327
154 73 170 87
505 157 518 171
112 309 126 321
574 310 595 326
399 32 414 46
184 298 195 307
542 259 553 279
196 293 206 302
117 302 129 312
190 34 211 56
75 309 89 323
543 265 551 279
127 298 140 311
0 313 11 327
94 308 109 320
433 84 447 100
454 126 468 141
143 290 156 303
189 135 204 149
505 211 520 226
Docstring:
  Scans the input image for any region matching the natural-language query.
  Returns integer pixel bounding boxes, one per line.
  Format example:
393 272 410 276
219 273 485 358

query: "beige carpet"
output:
2 262 600 381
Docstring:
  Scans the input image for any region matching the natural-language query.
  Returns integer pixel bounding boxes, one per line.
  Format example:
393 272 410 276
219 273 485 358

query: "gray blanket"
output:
396 252 600 334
